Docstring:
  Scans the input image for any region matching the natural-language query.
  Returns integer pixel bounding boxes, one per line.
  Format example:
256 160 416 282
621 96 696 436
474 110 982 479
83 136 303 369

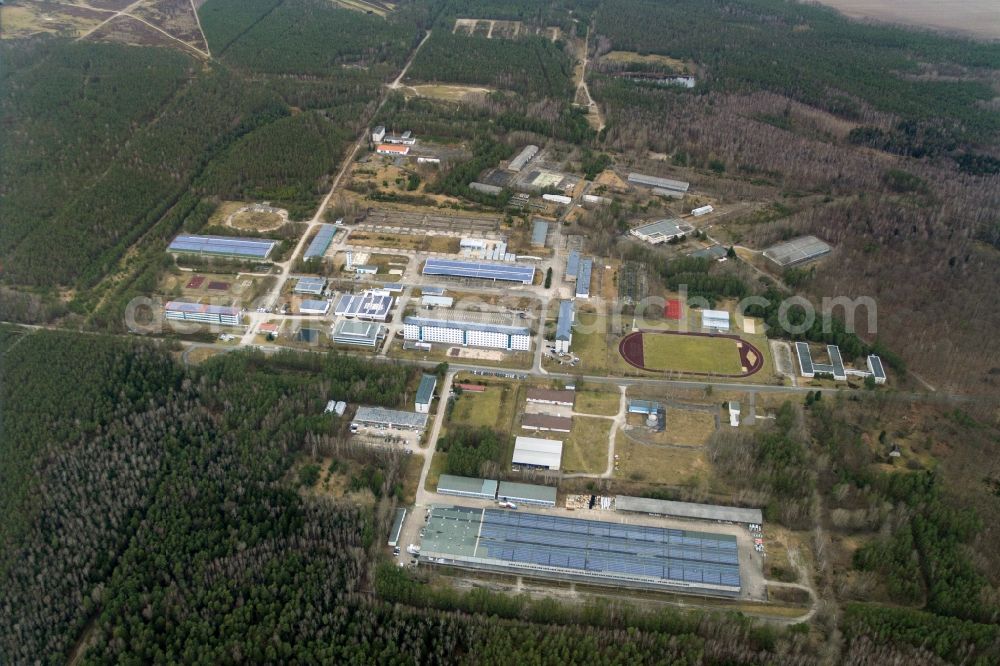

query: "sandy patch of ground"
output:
810 0 1000 40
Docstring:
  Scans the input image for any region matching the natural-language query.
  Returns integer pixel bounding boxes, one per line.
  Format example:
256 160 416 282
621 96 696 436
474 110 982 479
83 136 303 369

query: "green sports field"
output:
641 334 744 374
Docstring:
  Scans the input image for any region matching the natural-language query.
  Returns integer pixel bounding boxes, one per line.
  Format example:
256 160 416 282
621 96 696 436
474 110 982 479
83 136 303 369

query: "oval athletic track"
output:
618 330 764 378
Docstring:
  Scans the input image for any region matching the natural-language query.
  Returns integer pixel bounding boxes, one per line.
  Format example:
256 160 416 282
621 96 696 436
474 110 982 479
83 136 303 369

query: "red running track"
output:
618 330 764 378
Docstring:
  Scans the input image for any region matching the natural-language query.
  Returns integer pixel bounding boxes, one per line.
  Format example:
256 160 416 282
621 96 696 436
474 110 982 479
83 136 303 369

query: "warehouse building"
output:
371 126 386 143
388 508 406 547
383 130 415 145
575 257 593 299
168 234 276 259
690 245 727 261
403 311 532 351
422 258 535 284
352 406 428 431
628 172 690 194
164 301 241 327
304 224 337 260
701 309 730 332
376 144 410 156
415 374 437 413
507 145 539 172
531 219 549 247
526 388 575 407
497 481 557 507
692 205 714 216
294 276 326 295
299 299 331 315
470 182 503 195
353 264 378 275
763 236 832 267
420 506 740 596
543 193 572 205
630 219 694 245
331 320 384 348
512 436 563 471
615 495 762 528
437 475 499 500
420 295 454 308
333 290 394 321
565 251 580 281
555 300 575 353
521 414 573 433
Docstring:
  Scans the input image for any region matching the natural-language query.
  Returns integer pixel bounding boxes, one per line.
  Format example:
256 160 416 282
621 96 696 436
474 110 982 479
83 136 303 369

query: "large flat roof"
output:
531 219 549 246
497 481 557 505
421 507 740 594
423 258 535 284
168 234 276 259
416 374 437 405
332 319 381 345
615 495 763 525
333 291 393 319
628 172 690 192
556 300 575 341
513 436 563 469
437 475 498 498
303 224 336 260
526 388 575 405
575 258 593 298
763 235 831 267
353 406 428 429
565 250 580 277
294 276 326 294
165 301 239 316
404 312 530 337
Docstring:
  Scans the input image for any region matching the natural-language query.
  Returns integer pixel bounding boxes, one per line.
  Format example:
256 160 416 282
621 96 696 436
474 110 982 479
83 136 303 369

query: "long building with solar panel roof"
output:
303 224 337 260
164 301 241 326
422 258 535 284
168 235 276 259
420 506 740 596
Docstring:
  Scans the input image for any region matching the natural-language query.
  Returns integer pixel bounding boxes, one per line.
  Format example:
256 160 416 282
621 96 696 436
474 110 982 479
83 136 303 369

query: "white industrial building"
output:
383 130 415 145
701 309 731 332
692 205 714 216
299 299 331 316
542 193 572 205
376 144 410 156
512 436 563 471
630 218 694 245
371 126 386 142
403 311 531 351
729 401 741 427
164 302 241 327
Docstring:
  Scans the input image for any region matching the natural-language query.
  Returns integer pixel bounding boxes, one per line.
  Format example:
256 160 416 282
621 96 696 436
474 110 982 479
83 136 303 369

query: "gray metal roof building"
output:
388 508 406 547
332 320 383 347
403 313 531 337
555 300 574 343
630 219 694 244
416 374 437 409
168 234 276 259
470 182 503 195
762 235 832 267
420 506 740 596
565 251 580 280
304 224 337 260
422 258 535 284
575 258 593 298
512 436 563 470
531 219 549 247
497 481 557 507
353 406 428 431
437 475 499 500
521 413 573 433
294 276 326 295
628 172 690 193
691 245 727 260
615 495 763 526
508 145 539 172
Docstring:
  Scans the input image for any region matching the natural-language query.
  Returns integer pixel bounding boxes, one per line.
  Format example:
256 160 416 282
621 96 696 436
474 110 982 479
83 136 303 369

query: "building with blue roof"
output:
168 235 276 259
422 258 535 284
555 300 575 353
303 224 337 260
575 258 593 298
531 219 549 247
415 374 437 413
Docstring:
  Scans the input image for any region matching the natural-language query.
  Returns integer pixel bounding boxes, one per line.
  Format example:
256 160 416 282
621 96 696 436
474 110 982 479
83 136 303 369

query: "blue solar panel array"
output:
795 342 813 375
476 509 739 590
576 258 593 298
423 258 535 284
304 224 337 260
827 345 846 379
869 354 885 380
168 235 275 259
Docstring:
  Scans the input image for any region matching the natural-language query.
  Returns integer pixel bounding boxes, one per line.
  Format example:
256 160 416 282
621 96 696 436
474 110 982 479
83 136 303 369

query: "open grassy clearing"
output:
561 417 611 474
641 334 744 375
450 386 507 429
404 84 494 102
0 3 104 38
574 390 620 416
627 409 716 447
399 452 424 505
569 311 610 373
347 231 460 253
615 432 711 486
333 0 393 17
602 51 690 70
229 208 284 231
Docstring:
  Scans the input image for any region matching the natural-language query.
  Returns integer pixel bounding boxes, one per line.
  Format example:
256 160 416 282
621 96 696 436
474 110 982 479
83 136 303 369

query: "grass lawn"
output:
570 312 609 373
399 453 424 505
627 409 717 447
561 417 611 474
424 450 447 492
641 334 743 374
450 387 505 428
574 390 620 416
615 432 710 486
